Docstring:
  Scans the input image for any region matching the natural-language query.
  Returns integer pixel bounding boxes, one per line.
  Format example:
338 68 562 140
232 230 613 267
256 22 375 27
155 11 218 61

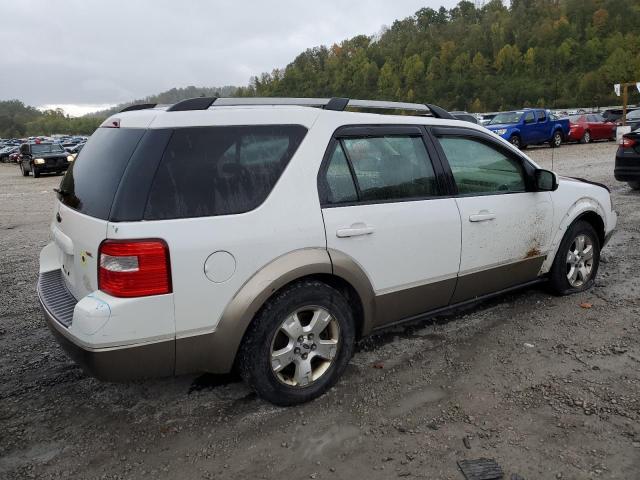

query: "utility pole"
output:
616 82 640 125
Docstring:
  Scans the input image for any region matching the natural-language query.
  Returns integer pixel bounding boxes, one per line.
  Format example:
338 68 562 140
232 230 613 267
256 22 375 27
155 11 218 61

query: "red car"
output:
567 113 617 143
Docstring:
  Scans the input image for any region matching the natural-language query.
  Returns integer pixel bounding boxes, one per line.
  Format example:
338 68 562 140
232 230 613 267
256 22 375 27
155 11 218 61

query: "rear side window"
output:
144 125 307 220
321 135 438 205
58 128 145 219
343 136 438 202
322 144 358 204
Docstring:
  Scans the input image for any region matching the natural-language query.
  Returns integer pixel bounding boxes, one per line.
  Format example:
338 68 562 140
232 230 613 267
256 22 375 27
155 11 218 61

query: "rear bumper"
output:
37 271 175 381
615 153 640 181
614 166 640 181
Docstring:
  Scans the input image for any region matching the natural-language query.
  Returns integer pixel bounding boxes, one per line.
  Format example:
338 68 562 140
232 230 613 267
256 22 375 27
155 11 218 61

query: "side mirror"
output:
19 144 30 155
535 169 558 191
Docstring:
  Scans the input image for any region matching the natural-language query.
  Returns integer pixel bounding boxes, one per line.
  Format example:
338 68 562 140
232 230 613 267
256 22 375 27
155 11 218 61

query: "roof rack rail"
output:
122 96 455 119
119 103 157 113
166 97 217 112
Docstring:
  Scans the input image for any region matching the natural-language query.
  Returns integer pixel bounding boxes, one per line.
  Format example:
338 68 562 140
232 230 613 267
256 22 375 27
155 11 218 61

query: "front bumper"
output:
37 270 174 381
34 158 69 172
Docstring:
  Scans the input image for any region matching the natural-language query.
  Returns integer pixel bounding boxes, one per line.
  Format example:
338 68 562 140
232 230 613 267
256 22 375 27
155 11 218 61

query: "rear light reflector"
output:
98 239 171 298
621 137 637 148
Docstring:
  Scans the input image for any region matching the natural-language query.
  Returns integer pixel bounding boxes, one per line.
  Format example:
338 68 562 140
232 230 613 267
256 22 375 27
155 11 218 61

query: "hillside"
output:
238 0 640 112
87 85 238 117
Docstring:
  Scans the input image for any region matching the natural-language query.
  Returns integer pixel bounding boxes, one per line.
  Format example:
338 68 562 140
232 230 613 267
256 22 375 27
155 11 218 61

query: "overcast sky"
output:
0 0 462 115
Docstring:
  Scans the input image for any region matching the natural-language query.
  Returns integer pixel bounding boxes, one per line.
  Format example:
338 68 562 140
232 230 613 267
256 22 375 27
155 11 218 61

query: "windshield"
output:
31 143 64 154
489 112 523 125
627 110 640 120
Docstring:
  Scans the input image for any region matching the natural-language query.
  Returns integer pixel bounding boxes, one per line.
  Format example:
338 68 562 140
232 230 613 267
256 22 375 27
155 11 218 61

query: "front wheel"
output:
548 220 600 295
509 135 522 149
32 166 40 178
238 280 355 405
629 181 640 190
20 163 28 176
550 131 563 148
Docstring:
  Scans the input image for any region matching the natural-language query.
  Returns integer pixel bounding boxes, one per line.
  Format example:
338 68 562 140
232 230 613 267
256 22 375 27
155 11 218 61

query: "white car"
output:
38 97 616 405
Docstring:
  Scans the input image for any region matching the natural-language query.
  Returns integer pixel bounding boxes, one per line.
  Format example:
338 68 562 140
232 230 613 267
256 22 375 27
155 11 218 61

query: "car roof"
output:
103 104 482 131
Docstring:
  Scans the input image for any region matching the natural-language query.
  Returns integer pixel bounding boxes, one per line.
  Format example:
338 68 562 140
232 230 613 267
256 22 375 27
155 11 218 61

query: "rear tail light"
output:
98 239 171 298
621 137 637 148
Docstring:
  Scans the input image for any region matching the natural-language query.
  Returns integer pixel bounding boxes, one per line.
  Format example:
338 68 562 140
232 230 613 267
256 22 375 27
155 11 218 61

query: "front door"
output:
319 126 462 327
431 129 553 303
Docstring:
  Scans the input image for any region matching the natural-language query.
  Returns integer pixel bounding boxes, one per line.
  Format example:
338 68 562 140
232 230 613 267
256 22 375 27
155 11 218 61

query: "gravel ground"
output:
1 141 639 480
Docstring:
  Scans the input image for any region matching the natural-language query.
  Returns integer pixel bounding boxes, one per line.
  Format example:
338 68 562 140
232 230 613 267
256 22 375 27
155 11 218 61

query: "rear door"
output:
431 127 553 302
52 127 146 299
533 110 549 143
521 111 537 144
320 125 461 327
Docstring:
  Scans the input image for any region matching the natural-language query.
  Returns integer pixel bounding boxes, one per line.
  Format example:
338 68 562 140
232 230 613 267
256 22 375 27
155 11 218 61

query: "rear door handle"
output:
336 223 375 238
469 212 496 222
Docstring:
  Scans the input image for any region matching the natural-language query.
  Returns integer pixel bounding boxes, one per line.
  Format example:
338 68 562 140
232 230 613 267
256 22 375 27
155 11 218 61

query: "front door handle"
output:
336 223 375 238
469 211 496 222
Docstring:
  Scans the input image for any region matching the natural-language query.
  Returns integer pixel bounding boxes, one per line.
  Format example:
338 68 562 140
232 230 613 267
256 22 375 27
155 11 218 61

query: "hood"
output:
486 124 514 130
33 151 68 159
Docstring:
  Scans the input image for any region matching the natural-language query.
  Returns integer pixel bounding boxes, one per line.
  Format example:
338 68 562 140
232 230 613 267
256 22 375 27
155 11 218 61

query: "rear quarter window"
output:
144 125 307 220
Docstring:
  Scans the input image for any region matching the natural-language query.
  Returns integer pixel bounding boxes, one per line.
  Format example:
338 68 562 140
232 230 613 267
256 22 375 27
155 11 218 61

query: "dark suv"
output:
19 142 72 177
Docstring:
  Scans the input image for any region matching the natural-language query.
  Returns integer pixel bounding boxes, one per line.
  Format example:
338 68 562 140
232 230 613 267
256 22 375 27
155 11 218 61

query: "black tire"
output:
20 163 28 176
628 181 640 190
550 130 563 148
32 166 40 178
548 220 600 295
580 130 591 144
509 135 522 149
238 280 355 406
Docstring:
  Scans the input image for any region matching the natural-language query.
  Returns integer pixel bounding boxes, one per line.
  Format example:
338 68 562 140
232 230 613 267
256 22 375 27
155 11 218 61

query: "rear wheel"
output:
548 220 600 295
32 166 40 178
580 130 591 144
550 130 563 148
20 163 28 176
238 280 355 406
629 181 640 190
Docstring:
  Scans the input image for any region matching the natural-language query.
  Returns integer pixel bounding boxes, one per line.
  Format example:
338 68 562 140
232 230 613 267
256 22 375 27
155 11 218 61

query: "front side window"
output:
437 136 526 195
337 135 438 202
537 111 547 122
145 125 307 219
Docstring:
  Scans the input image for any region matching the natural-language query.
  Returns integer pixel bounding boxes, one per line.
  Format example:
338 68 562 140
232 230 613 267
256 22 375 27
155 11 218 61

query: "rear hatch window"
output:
144 125 307 220
57 128 145 219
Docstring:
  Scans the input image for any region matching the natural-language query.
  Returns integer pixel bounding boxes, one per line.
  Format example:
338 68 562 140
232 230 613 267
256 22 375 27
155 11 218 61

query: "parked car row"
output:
1 135 88 177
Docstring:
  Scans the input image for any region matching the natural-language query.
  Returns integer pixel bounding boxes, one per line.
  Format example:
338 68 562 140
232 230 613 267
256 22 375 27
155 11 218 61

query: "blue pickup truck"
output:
485 108 570 149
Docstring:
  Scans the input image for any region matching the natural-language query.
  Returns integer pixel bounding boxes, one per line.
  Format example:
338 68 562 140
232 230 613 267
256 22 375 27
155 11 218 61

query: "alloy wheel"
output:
270 306 340 387
566 234 594 288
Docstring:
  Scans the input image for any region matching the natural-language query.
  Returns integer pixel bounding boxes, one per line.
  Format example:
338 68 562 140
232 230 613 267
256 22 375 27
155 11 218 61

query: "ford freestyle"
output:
37 97 616 405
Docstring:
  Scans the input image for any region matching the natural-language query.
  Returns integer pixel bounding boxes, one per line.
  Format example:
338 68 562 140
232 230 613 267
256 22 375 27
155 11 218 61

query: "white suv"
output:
38 97 616 405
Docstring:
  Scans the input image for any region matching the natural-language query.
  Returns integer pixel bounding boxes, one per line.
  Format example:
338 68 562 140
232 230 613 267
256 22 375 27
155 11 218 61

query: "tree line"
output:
237 0 640 112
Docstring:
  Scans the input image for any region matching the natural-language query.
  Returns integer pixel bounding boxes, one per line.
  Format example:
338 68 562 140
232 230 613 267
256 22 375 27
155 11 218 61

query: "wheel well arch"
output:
240 273 366 346
575 210 605 246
